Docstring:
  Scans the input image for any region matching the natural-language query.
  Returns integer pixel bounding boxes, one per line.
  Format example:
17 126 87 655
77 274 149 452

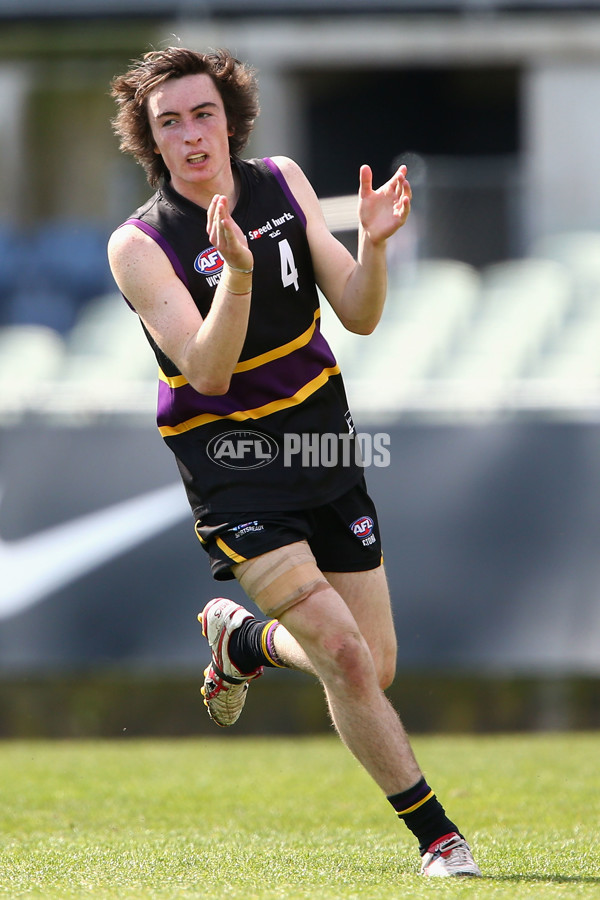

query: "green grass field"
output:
1 732 598 899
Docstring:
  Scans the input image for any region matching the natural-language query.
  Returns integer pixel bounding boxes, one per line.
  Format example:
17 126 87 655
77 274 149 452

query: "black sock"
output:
227 619 285 674
387 777 462 854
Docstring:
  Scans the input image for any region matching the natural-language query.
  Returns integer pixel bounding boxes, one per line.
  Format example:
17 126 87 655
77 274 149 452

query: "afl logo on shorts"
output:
350 515 377 547
194 247 224 276
351 516 374 539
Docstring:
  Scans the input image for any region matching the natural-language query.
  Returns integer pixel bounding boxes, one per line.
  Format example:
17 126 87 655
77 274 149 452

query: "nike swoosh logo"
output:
0 483 190 621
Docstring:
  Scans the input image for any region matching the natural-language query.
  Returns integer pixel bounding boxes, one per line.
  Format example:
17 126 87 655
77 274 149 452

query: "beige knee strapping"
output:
234 541 329 618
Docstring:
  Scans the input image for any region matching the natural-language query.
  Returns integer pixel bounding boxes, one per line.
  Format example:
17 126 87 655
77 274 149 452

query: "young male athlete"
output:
108 46 481 877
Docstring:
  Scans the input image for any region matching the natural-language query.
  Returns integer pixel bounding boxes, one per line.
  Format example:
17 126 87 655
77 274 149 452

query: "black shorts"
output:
194 480 383 581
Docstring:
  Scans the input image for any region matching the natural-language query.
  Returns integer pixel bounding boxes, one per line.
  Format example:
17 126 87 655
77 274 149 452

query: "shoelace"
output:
439 840 473 868
446 841 469 858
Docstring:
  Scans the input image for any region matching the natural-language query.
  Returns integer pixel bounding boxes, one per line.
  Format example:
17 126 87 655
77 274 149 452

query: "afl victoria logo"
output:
207 431 279 469
350 516 374 538
194 247 224 276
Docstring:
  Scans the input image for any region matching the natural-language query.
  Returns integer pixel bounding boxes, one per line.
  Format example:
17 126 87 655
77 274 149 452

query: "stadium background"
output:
1 0 600 735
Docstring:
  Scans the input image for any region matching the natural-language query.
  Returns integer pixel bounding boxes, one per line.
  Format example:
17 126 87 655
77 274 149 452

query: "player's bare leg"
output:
271 576 422 794
200 564 417 790
258 565 395 685
324 565 397 689
201 545 480 875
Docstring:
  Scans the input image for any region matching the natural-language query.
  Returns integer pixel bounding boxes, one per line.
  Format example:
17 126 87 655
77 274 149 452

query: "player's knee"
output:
321 627 377 693
331 635 395 695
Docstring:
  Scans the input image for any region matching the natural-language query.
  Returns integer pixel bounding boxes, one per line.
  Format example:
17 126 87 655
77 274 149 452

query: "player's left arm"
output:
272 157 411 334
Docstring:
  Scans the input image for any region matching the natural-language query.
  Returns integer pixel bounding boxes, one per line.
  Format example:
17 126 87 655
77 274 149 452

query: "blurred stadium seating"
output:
59 292 158 384
0 323 65 384
2 220 600 420
323 228 600 418
436 258 572 381
0 220 113 334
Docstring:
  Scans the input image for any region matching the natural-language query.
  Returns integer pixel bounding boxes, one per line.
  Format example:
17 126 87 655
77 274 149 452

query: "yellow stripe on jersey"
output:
158 309 322 388
159 370 188 388
158 363 340 437
215 536 247 564
234 309 321 374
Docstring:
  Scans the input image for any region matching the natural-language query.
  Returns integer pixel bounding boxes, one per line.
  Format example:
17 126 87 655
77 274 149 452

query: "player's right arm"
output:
108 208 252 396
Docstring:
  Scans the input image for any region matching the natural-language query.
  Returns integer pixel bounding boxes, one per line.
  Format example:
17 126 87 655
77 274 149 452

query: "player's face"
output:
147 73 234 200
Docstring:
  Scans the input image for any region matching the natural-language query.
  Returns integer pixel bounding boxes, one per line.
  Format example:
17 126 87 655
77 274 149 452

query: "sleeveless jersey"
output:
122 157 363 516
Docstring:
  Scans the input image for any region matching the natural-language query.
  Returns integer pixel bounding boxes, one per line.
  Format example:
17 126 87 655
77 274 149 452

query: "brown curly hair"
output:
110 47 260 187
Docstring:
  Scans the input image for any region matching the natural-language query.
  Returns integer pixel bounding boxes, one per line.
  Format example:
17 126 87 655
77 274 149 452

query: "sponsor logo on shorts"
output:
207 430 279 469
229 520 265 539
350 515 377 547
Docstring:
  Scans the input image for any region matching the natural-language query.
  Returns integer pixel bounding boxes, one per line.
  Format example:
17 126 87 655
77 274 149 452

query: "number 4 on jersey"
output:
278 238 299 291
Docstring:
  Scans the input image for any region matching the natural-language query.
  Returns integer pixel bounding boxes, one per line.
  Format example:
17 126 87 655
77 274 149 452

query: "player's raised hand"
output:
357 163 412 246
207 193 253 272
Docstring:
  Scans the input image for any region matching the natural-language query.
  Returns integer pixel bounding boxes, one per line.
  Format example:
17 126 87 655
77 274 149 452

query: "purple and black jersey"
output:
120 157 362 516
